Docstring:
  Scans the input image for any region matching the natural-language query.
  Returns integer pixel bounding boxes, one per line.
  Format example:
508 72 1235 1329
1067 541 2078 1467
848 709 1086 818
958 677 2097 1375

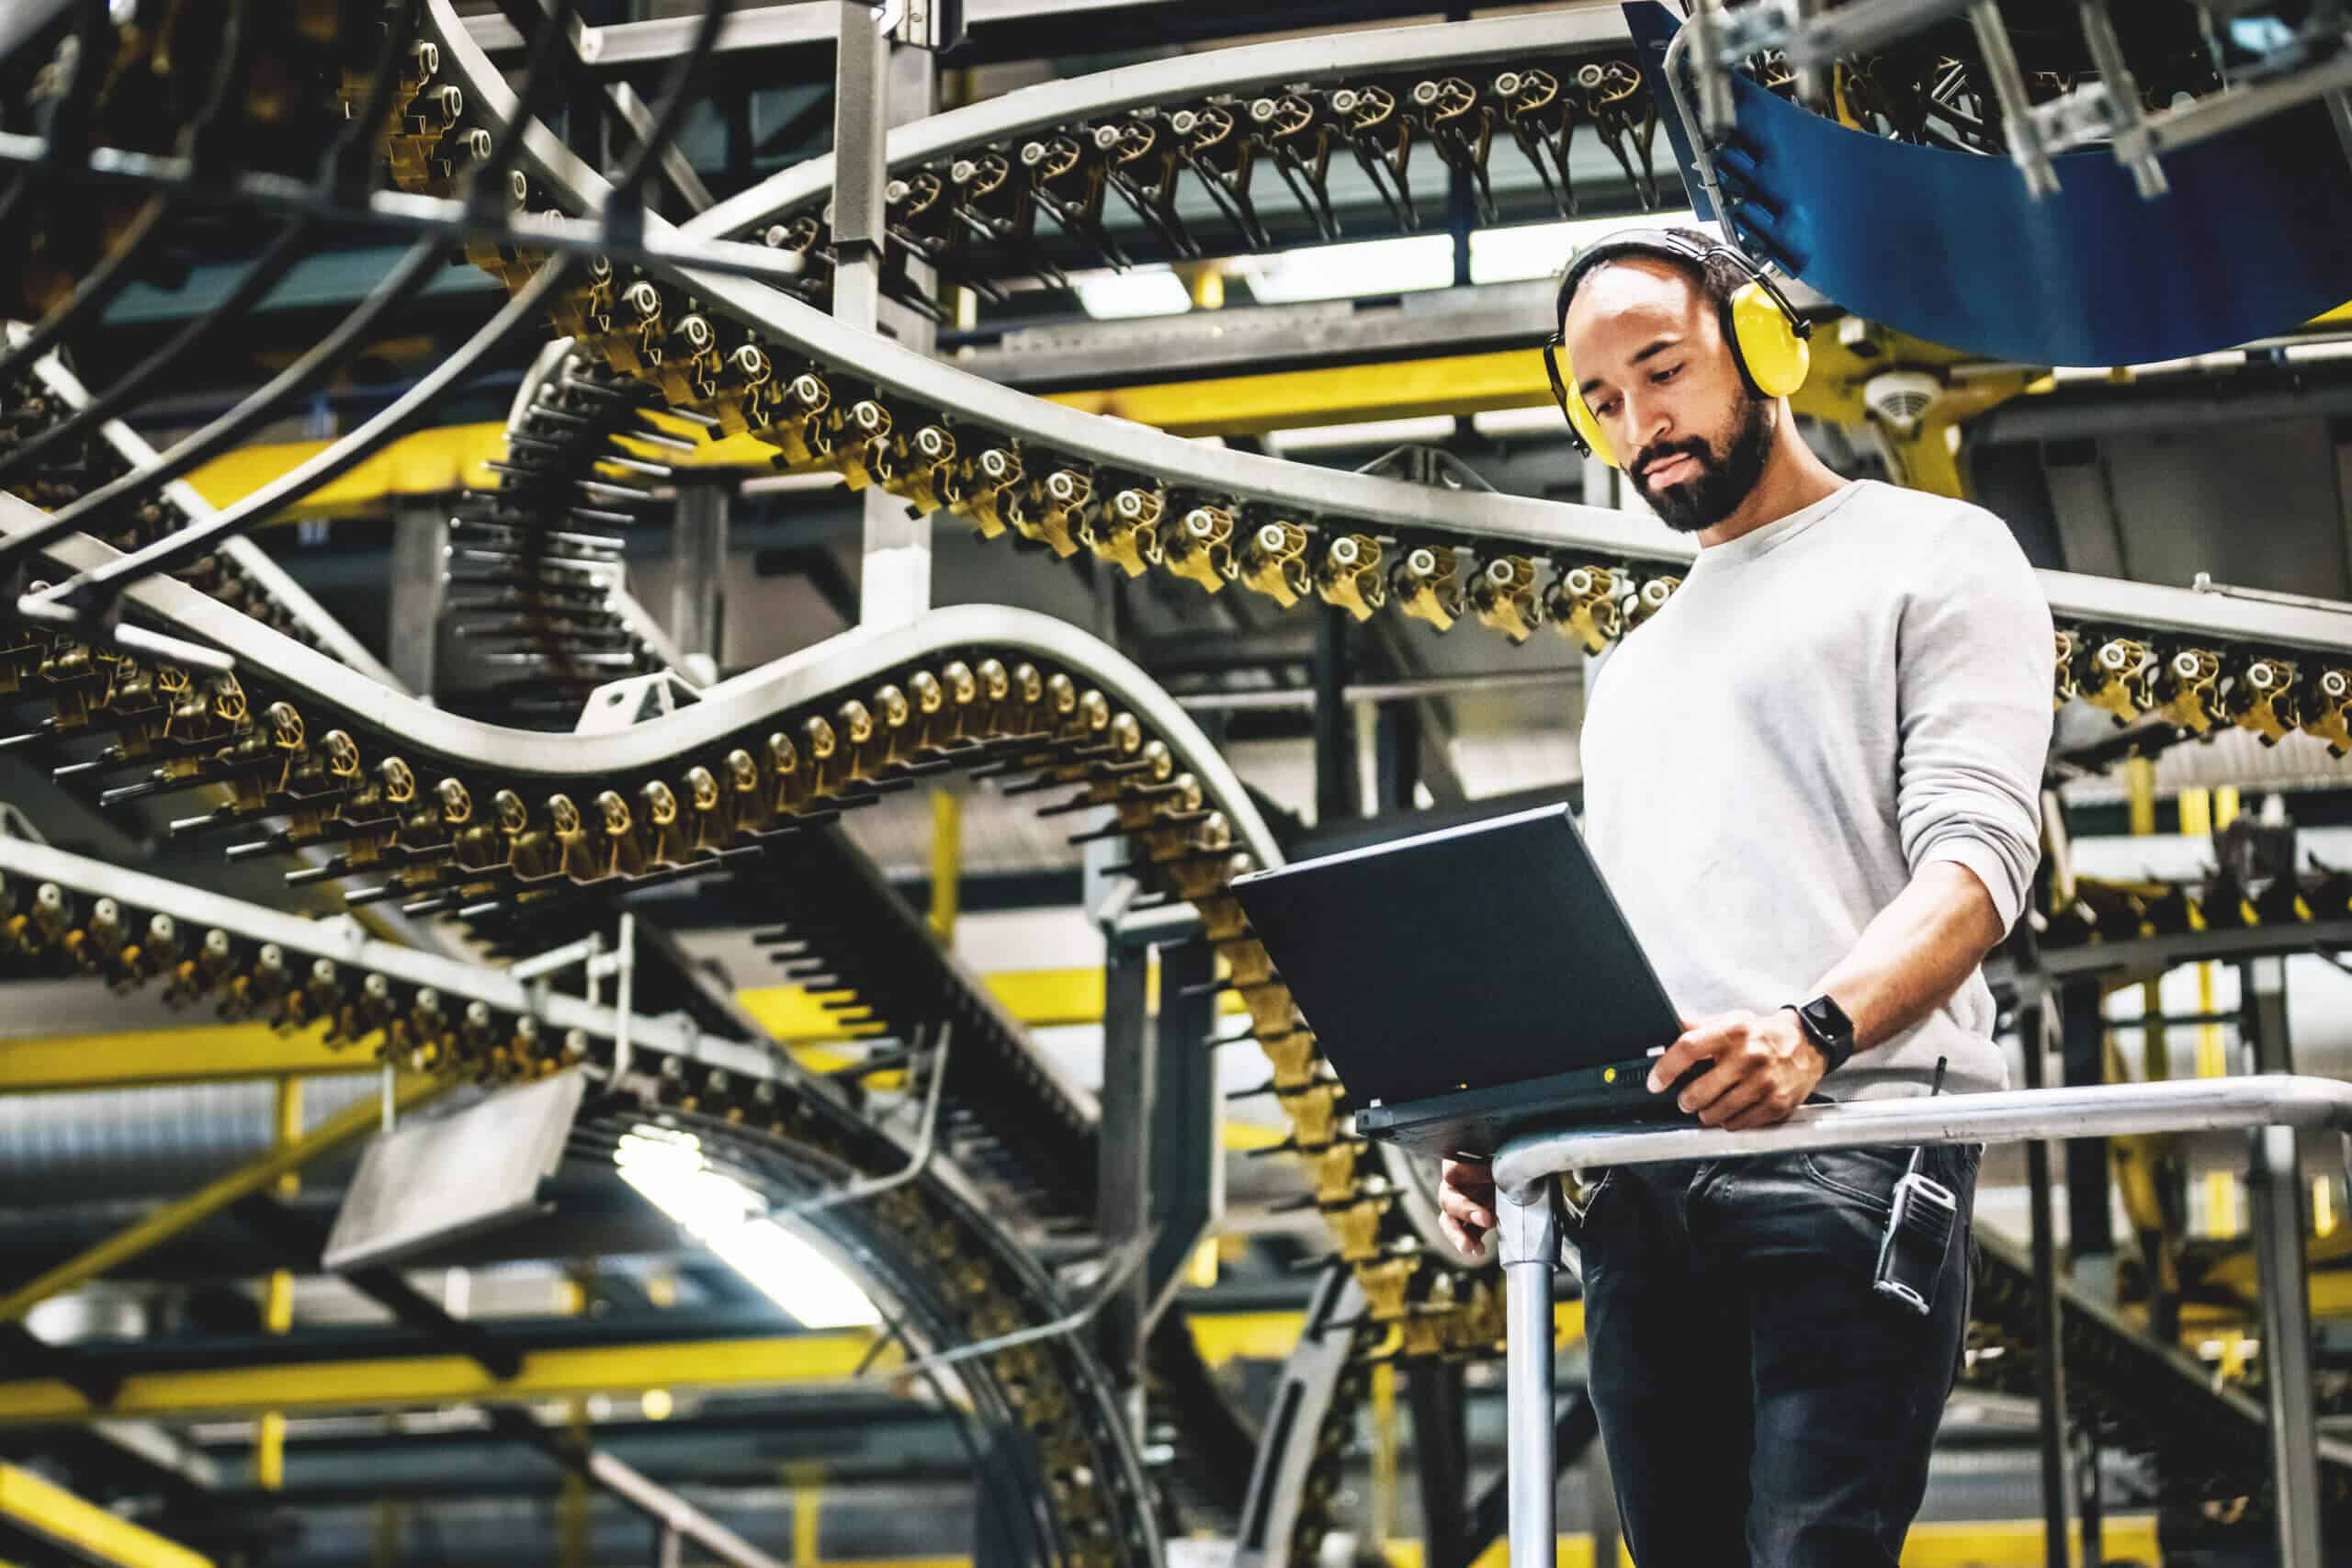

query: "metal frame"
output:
17 349 404 692
416 1 2352 667
0 497 1278 847
683 7 1641 240
1487 1077 2352 1568
0 835 755 1082
469 0 1629 73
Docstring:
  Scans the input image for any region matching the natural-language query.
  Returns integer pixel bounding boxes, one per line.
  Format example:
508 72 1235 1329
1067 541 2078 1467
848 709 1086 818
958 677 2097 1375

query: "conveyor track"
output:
4 4 2350 1560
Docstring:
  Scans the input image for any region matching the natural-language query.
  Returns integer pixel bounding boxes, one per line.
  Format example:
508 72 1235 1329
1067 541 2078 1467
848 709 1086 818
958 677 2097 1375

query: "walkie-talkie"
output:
1872 1058 1960 1317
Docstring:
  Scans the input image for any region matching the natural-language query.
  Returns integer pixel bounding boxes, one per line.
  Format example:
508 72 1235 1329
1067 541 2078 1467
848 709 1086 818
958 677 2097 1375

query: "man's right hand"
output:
1438 1156 1497 1262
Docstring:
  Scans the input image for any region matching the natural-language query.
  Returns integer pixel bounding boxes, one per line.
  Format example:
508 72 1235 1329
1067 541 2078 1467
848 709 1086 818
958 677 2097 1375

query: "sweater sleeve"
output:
1894 511 2054 932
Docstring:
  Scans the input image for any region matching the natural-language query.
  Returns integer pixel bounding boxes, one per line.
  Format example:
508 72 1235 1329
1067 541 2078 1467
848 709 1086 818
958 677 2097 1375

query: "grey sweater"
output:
1579 479 2053 1097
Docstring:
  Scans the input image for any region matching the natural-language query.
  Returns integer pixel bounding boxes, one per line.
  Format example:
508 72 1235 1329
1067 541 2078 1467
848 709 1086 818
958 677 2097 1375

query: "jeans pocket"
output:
1797 1145 1916 1214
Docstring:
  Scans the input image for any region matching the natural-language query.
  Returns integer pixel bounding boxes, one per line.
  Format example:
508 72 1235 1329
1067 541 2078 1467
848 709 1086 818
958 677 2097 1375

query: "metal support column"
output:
2243 954 2295 1074
1146 931 1219 1323
1498 1179 1559 1568
1408 1360 1470 1568
255 1076 302 1492
2017 981 2071 1568
2070 1420 2104 1568
1313 608 1357 826
1096 935 1152 1428
669 481 729 685
2060 978 2115 1303
2253 1120 2324 1563
388 500 447 696
833 0 929 628
1373 699 1422 814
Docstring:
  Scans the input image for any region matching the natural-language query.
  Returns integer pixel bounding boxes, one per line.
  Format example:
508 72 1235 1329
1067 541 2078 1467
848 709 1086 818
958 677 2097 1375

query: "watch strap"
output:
1787 995 1856 1075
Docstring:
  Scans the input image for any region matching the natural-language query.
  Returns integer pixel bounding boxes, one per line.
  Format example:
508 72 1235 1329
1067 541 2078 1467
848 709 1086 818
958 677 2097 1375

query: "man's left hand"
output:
1645 1008 1826 1130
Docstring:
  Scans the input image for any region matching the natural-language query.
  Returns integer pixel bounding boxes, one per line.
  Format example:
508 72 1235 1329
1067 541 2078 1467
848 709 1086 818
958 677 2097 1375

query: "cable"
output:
0 237 448 587
0 220 314 489
601 0 729 234
0 0 584 592
22 254 576 612
0 0 265 389
0 4 425 487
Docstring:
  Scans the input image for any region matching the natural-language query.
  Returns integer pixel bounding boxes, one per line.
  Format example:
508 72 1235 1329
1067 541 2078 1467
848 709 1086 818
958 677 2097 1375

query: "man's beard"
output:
1629 392 1774 534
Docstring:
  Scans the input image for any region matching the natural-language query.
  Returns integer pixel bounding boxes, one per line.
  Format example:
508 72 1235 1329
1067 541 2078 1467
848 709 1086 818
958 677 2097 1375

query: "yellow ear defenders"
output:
1542 230 1812 469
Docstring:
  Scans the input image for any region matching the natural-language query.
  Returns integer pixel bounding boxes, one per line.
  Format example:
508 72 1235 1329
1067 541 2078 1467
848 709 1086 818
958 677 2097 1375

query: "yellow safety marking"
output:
2 967 1261 1093
0 1333 876 1426
1183 1303 1583 1367
0 1020 369 1092
182 421 777 521
0 1462 213 1568
1050 349 1554 437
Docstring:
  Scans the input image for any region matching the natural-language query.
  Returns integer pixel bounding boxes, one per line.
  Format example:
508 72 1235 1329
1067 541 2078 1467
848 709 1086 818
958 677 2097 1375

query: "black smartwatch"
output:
1785 994 1857 1075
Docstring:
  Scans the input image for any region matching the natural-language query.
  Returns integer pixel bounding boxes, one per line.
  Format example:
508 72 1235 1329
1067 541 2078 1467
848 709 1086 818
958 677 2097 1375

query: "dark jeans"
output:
1573 1141 1980 1567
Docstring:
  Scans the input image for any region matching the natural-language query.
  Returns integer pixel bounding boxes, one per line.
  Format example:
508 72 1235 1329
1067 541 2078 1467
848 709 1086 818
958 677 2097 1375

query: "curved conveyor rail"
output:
405 0 2352 754
0 830 1165 1568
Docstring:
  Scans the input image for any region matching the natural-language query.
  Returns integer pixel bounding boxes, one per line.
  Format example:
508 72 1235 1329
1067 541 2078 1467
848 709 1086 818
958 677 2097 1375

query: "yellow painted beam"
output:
0 1303 1557 1426
180 423 777 521
0 1332 878 1427
927 790 960 943
0 1020 378 1092
0 1462 212 1568
1183 1302 1582 1367
2 967 1248 1092
0 1076 447 1325
1048 348 1553 437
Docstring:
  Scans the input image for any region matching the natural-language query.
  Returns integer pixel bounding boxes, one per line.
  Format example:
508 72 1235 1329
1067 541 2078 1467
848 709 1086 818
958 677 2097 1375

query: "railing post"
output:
1498 1180 1560 1568
2018 981 2071 1568
2253 1121 2323 1563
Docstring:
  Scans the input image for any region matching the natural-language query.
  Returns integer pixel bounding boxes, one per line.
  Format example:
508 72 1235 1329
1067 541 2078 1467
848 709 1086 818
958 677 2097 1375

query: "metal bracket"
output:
859 1230 1157 1382
1496 1179 1560 1269
773 1022 952 1223
1967 1 2063 200
573 668 705 733
512 912 639 1079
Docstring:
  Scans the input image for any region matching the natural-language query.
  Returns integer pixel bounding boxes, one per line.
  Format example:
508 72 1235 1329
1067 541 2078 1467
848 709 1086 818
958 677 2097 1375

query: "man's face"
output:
1562 256 1775 534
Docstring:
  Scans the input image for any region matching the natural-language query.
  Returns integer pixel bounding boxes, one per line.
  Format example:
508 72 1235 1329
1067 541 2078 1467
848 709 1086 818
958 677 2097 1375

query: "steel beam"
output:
2252 1122 2325 1564
23 352 403 692
0 1461 211 1568
669 481 730 685
0 1331 877 1426
0 835 751 1082
683 9 1635 239
0 1019 371 1092
388 500 447 697
1095 937 1151 1416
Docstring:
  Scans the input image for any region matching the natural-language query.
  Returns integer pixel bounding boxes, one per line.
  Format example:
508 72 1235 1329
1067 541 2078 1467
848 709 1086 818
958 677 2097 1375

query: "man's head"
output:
1555 227 1780 534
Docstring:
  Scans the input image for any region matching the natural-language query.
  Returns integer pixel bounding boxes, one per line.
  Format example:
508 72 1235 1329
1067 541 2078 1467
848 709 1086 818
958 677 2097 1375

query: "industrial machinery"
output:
3 2 2352 1564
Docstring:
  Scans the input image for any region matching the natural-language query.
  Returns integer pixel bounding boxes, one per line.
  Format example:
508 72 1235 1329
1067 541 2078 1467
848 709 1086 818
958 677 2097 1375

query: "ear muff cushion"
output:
1729 280 1810 399
1559 351 1619 468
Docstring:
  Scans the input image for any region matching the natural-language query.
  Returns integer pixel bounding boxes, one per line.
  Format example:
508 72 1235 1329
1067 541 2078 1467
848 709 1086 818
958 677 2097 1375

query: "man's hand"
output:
1438 1156 1497 1262
1645 1008 1826 1131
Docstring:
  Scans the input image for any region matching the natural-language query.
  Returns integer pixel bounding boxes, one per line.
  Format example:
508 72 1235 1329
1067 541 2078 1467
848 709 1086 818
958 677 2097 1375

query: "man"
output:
1436 228 2052 1565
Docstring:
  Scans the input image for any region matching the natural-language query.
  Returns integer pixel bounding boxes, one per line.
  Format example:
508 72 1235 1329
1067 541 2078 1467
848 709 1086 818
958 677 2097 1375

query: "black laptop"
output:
1228 803 1695 1160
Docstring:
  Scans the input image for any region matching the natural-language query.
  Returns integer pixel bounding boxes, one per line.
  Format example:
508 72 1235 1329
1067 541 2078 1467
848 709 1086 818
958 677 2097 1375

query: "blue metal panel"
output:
1624 2 2352 366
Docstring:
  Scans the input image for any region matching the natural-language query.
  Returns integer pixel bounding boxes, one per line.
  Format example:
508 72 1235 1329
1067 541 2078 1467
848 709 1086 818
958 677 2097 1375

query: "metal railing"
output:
1487 1076 2352 1568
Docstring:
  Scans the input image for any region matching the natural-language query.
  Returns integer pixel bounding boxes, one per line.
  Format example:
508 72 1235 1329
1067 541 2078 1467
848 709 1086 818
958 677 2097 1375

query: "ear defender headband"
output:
1543 230 1813 469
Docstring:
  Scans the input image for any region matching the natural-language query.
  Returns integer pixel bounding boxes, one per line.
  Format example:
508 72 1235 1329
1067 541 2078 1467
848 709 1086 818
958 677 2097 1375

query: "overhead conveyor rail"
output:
1487 1077 2352 1568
